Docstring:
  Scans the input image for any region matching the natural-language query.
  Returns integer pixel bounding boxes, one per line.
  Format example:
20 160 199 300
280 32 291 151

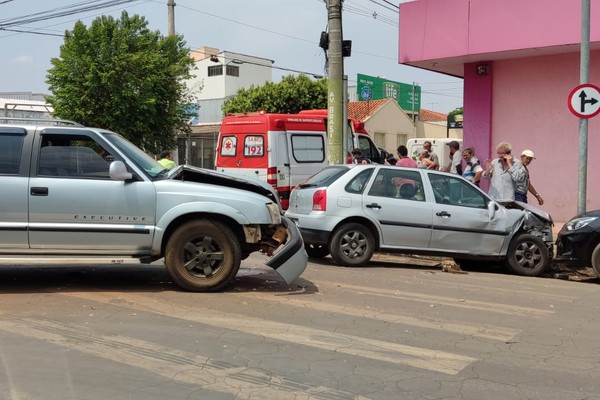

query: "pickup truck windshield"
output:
103 131 167 178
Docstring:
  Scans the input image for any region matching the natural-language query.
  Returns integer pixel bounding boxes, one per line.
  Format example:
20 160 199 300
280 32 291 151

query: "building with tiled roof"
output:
416 109 462 139
347 98 416 153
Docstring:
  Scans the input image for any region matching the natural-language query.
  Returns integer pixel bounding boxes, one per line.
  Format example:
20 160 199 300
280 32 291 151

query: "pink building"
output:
399 0 600 222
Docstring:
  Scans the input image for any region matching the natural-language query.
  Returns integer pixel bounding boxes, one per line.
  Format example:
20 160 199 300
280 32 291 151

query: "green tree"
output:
46 12 195 154
222 74 327 115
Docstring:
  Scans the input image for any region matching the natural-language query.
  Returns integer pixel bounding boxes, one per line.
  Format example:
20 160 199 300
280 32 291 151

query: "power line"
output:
0 27 63 37
0 0 154 40
0 0 142 28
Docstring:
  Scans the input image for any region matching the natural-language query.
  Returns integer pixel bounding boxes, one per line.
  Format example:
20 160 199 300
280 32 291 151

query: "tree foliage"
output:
46 12 195 154
222 74 327 115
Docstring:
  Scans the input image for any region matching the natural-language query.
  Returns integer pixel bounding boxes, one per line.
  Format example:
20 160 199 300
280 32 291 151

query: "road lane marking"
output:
61 292 477 375
230 292 519 342
314 281 554 317
0 315 367 400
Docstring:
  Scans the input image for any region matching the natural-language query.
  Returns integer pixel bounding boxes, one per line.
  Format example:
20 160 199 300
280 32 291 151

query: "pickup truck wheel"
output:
505 233 549 276
305 243 329 259
165 220 241 292
329 223 374 266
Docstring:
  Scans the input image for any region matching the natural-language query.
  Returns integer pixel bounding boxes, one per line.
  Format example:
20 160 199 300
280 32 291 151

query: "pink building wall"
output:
490 52 600 221
400 0 600 222
399 0 599 64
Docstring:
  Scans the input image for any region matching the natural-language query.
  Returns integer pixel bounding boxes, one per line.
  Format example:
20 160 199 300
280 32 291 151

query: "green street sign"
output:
357 73 421 112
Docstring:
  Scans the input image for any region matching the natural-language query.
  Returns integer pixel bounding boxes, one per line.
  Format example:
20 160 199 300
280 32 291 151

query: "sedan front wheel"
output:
505 233 549 276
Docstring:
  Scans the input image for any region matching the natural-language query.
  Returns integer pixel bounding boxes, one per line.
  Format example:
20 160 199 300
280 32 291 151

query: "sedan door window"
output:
429 173 487 208
368 168 424 202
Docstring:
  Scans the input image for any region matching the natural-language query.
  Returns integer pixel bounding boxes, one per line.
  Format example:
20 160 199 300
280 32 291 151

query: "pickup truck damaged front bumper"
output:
266 217 307 284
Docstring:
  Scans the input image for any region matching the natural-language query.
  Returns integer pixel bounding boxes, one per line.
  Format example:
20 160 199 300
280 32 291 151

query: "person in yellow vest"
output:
158 150 176 170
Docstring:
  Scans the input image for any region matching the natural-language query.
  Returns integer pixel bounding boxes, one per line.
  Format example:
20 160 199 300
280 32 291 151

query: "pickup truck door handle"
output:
365 203 381 209
30 187 49 196
436 211 451 217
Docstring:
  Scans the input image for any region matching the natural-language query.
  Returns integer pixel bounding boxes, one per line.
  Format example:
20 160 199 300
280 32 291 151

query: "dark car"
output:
555 210 600 276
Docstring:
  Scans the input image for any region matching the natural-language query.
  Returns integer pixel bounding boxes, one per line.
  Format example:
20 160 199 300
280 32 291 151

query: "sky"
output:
0 0 464 113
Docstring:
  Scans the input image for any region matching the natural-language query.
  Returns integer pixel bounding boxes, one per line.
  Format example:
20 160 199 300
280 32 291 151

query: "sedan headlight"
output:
266 203 282 224
564 216 598 231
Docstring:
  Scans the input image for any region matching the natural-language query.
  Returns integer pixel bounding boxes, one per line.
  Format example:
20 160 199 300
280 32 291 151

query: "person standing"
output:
158 150 176 170
417 150 434 169
423 140 439 170
483 142 524 200
461 147 483 186
514 149 544 205
395 145 417 167
445 140 462 174
351 148 371 164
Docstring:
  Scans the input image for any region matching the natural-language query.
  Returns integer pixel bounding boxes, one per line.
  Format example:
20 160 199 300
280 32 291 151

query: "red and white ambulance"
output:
215 111 381 209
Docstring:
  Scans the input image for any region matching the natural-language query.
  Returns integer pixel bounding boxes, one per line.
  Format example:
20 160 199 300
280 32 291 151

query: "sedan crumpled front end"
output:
500 200 554 250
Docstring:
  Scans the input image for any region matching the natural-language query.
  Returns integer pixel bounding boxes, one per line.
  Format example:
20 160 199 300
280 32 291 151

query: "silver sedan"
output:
285 164 554 276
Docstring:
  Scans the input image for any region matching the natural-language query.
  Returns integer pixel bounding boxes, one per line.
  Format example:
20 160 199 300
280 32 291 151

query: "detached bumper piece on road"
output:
266 217 308 284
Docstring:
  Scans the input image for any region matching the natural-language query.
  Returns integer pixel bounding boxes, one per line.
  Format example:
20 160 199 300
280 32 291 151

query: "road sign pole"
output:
578 0 590 214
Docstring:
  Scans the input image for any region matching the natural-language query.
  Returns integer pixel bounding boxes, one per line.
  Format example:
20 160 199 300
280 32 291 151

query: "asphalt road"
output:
0 254 599 400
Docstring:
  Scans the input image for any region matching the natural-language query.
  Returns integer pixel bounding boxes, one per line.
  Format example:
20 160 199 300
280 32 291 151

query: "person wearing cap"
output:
444 140 462 174
514 149 543 205
483 142 525 201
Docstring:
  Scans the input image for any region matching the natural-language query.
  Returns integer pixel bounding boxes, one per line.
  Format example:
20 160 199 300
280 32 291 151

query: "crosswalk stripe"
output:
0 315 368 400
62 291 477 375
231 291 520 342
314 281 554 317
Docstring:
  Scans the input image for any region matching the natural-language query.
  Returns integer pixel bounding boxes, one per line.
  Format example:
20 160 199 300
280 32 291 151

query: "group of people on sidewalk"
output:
378 140 543 205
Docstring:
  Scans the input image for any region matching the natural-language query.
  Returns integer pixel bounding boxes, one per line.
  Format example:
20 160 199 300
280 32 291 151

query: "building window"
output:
226 65 239 77
208 65 223 77
374 132 385 148
396 133 407 148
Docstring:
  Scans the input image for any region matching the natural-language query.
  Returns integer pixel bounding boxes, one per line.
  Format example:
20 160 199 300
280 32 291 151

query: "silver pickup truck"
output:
0 118 307 291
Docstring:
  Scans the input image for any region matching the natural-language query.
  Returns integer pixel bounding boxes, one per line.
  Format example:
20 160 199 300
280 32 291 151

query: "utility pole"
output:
167 0 175 36
577 0 590 214
326 0 344 164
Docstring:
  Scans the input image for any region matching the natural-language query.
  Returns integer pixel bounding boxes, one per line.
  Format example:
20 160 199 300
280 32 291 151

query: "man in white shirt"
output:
445 140 462 174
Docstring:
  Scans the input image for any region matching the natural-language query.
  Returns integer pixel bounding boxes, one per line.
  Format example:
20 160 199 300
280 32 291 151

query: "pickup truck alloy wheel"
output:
505 233 548 276
165 220 241 292
329 223 375 266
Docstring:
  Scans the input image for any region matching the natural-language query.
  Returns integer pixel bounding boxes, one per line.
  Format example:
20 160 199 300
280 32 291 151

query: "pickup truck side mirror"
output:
109 161 133 181
487 200 497 220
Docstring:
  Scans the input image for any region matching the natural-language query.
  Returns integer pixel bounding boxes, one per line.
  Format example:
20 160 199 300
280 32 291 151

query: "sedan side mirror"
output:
487 201 497 220
109 161 133 181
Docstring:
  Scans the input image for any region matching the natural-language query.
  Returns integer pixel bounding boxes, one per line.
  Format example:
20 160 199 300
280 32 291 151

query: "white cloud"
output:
10 55 34 65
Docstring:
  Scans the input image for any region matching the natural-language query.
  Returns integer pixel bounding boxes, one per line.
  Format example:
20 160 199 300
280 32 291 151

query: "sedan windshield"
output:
103 132 166 178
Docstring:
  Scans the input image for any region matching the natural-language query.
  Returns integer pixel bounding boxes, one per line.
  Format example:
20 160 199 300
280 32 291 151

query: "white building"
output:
180 47 274 167
187 46 273 120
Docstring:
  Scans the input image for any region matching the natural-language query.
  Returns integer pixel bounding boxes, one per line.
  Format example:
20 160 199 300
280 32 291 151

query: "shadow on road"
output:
0 263 318 294
306 252 599 283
